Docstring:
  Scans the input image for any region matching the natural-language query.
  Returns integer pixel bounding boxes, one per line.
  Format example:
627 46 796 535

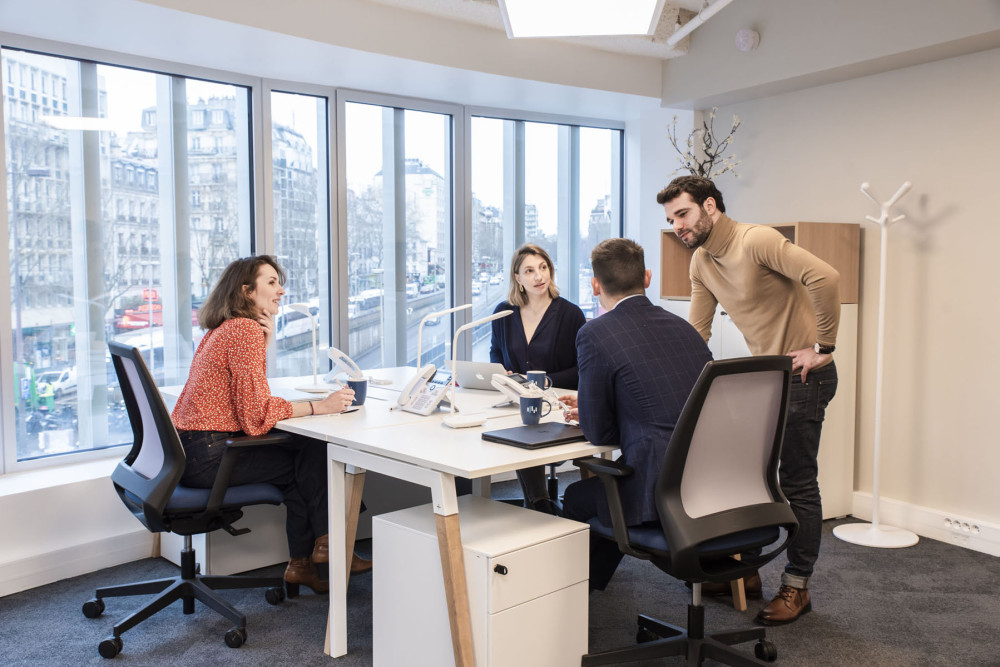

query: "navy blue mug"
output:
520 395 552 425
526 370 552 390
347 378 368 406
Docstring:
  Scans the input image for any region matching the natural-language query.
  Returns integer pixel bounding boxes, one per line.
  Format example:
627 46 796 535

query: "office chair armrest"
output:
224 433 295 448
574 456 633 478
573 457 649 561
201 432 295 514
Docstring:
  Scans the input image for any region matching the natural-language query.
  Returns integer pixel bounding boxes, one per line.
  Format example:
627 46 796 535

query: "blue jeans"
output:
780 361 838 589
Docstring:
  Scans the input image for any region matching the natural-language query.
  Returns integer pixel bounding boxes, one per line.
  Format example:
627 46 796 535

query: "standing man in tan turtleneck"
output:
657 176 841 627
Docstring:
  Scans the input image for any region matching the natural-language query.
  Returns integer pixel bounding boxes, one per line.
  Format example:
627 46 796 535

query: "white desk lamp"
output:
289 302 326 393
442 309 513 429
416 303 472 371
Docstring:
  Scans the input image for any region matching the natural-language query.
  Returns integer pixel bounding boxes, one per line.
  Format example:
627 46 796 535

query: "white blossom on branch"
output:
667 108 742 179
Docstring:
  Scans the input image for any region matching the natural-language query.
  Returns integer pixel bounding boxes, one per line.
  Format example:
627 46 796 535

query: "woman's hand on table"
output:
294 386 355 417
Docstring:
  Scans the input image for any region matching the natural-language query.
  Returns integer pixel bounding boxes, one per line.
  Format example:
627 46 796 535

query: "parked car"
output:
37 367 77 400
471 283 482 296
489 275 502 285
419 283 435 294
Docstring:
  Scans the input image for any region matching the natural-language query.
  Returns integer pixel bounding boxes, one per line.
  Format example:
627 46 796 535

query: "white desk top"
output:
160 367 608 478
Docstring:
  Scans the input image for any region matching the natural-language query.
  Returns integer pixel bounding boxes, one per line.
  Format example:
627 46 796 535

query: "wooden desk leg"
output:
344 470 366 586
435 513 475 667
729 554 747 612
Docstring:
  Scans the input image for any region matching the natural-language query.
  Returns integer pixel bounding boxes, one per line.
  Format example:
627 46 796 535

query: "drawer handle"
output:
493 564 508 576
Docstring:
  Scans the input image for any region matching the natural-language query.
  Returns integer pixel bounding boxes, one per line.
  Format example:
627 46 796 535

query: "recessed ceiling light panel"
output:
499 0 667 38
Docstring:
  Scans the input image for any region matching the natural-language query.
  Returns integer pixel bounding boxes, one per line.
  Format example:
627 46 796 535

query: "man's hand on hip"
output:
786 347 831 382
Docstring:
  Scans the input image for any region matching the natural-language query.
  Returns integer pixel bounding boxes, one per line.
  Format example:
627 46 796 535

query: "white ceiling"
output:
364 0 713 58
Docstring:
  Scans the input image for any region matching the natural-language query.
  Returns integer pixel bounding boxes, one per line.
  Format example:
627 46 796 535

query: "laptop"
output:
481 422 588 450
446 360 508 391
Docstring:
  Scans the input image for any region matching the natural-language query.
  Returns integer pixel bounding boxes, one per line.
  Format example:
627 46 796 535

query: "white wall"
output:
0 459 153 597
670 48 1000 529
660 0 1000 107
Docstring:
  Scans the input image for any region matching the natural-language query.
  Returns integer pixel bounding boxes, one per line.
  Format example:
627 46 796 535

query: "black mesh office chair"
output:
82 342 289 659
577 356 798 666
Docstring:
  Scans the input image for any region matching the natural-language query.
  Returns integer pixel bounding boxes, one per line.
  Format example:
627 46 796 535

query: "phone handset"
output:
396 365 453 415
326 347 364 382
397 364 436 409
490 373 545 404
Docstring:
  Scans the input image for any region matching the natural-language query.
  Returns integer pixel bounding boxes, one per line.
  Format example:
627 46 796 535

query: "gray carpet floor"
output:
2 476 999 666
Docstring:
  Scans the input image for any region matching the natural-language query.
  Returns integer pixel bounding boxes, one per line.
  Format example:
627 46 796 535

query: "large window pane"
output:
470 117 510 360
469 116 623 359
344 101 454 371
578 127 619 319
270 91 329 377
3 48 252 463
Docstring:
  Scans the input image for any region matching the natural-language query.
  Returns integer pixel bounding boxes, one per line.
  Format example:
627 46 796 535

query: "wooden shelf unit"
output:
660 221 860 303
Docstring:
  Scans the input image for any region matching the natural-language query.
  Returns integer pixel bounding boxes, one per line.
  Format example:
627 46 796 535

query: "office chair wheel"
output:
82 598 105 618
225 626 247 648
636 628 659 643
265 586 285 605
754 639 777 662
98 636 123 659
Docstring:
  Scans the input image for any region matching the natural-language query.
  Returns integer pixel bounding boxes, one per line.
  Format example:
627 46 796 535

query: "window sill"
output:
0 454 122 498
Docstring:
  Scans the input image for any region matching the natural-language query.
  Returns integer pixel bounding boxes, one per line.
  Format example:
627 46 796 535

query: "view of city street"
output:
4 49 620 463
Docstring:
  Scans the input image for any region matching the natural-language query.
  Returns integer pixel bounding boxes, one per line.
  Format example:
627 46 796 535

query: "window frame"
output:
0 34 260 474
0 34 627 475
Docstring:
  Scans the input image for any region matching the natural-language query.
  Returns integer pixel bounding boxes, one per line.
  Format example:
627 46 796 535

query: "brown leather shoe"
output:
755 585 811 625
311 534 329 564
284 557 329 597
351 553 373 575
698 570 763 599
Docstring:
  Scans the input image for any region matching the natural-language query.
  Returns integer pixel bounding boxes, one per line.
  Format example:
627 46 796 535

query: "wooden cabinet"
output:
373 495 589 667
660 221 860 303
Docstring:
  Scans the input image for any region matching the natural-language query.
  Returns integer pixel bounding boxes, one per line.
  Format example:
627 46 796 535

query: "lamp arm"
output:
417 303 472 369
448 309 513 412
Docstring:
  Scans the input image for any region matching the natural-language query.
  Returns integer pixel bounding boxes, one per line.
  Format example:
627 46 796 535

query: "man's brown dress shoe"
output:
312 534 329 564
351 554 373 574
755 584 811 625
698 569 763 598
284 557 329 597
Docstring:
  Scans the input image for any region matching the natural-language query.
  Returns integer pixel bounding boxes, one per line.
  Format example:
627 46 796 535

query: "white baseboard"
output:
0 529 153 598
848 492 1000 557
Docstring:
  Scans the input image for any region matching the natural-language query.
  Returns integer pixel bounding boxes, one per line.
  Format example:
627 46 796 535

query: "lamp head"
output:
288 302 313 318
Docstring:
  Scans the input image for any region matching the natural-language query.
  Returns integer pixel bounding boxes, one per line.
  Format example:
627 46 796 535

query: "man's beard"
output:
679 207 713 249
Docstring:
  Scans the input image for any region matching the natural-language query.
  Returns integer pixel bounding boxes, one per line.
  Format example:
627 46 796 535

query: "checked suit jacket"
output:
576 295 713 527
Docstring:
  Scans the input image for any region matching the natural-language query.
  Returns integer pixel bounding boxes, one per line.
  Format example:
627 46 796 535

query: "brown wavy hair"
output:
505 244 560 307
198 255 285 330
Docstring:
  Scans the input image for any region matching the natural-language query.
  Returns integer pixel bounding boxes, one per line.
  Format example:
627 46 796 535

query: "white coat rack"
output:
833 181 919 549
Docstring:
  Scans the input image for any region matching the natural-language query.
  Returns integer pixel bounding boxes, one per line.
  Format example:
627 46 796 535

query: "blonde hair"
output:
505 244 560 307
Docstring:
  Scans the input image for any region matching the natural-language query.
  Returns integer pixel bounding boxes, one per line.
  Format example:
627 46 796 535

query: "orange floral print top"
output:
171 318 293 436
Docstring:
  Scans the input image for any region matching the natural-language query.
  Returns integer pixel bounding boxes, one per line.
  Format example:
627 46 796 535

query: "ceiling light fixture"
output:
498 0 667 38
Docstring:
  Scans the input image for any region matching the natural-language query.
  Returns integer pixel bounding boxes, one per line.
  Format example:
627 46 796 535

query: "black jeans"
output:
178 430 329 559
781 360 838 588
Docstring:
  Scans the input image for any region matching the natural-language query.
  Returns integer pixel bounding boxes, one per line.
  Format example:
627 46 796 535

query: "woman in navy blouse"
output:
490 243 586 513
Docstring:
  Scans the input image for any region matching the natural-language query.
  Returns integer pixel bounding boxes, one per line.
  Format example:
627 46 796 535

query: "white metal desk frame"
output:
163 368 605 666
277 376 607 667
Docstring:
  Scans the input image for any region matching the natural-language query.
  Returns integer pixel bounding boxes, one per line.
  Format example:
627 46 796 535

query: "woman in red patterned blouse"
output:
172 255 358 595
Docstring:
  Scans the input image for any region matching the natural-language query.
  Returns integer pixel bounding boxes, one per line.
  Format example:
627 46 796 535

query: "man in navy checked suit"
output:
561 238 712 591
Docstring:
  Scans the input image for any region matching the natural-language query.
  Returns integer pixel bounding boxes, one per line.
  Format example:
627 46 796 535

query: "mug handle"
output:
544 375 553 390
541 399 552 418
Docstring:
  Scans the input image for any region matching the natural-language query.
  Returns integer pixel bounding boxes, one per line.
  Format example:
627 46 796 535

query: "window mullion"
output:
70 61 106 451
